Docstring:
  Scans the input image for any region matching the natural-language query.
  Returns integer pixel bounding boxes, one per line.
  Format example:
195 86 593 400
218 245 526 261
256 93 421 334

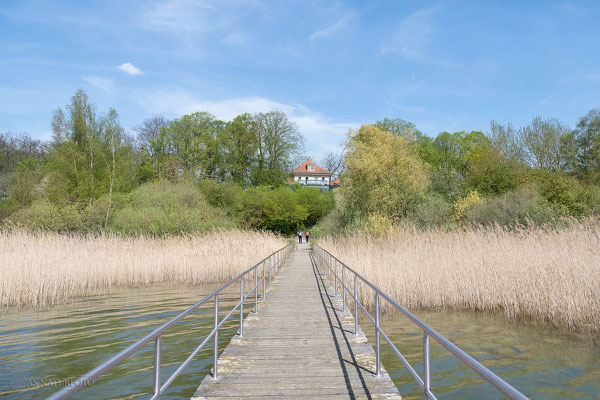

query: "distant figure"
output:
297 230 303 243
305 231 310 243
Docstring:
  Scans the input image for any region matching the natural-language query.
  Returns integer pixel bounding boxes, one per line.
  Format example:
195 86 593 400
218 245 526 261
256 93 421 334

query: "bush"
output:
462 185 557 226
453 190 484 222
197 179 243 211
110 181 235 236
8 198 84 232
409 192 453 227
525 170 584 216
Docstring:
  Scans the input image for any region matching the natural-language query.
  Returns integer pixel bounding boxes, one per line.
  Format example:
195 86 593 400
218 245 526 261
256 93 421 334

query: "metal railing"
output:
313 244 529 400
47 242 294 400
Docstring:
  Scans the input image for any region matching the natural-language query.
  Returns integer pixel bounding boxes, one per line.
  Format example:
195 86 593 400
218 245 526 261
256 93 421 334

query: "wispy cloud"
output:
581 72 600 82
83 76 115 93
138 90 358 157
309 12 355 41
537 96 552 106
381 7 439 59
117 62 142 75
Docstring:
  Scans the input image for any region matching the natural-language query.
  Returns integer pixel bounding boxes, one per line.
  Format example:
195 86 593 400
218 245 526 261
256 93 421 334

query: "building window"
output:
308 165 315 171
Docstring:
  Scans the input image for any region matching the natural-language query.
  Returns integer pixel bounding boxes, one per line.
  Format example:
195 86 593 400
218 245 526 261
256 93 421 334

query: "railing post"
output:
354 274 358 335
213 294 219 379
254 266 258 313
239 277 244 337
268 257 272 289
342 264 346 311
375 292 381 377
423 332 431 399
334 259 338 298
263 260 266 299
153 335 161 398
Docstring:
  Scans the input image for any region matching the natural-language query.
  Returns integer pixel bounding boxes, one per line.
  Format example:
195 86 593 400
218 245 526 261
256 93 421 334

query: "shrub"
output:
197 179 243 211
453 190 483 222
525 170 584 216
409 192 453 227
8 198 84 232
111 181 235 236
462 185 557 226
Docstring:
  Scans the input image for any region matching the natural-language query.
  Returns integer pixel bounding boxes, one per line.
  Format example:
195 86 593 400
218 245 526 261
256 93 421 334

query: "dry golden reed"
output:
0 230 284 311
318 220 600 335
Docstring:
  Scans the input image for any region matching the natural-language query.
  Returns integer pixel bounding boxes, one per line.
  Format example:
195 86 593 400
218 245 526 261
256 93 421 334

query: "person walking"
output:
297 230 303 244
305 230 310 243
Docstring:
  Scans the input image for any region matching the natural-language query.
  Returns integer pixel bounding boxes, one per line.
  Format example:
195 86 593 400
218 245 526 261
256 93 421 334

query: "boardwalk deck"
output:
191 243 401 399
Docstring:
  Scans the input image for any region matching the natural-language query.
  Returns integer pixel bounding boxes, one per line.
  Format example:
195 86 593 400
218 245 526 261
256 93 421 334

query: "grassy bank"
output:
318 220 600 336
0 230 284 311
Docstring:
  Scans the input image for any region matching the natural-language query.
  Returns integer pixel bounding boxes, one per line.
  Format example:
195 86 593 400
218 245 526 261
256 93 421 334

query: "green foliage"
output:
461 185 557 226
465 140 520 196
7 157 44 206
9 198 84 232
238 186 333 234
525 170 584 215
47 90 137 205
111 181 235 236
197 179 243 211
343 125 429 220
408 192 453 227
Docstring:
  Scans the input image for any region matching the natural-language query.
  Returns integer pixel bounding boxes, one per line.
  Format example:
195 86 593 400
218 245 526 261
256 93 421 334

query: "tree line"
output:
2 88 599 235
321 111 600 234
0 89 331 234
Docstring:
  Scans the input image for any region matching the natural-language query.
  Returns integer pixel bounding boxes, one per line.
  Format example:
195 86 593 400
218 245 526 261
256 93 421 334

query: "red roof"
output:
331 178 341 186
293 159 331 175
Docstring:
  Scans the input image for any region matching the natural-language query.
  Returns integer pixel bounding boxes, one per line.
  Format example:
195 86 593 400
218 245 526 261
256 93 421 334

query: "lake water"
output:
0 286 598 399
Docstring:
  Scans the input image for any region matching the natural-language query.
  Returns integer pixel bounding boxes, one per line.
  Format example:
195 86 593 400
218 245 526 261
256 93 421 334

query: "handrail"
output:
312 243 529 400
47 242 295 400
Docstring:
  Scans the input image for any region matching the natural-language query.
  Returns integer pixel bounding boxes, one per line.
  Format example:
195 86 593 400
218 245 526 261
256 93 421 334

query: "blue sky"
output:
1 0 600 159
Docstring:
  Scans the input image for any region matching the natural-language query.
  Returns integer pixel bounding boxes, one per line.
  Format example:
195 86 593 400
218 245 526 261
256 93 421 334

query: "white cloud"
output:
138 91 358 158
309 12 355 41
117 62 143 75
83 76 115 93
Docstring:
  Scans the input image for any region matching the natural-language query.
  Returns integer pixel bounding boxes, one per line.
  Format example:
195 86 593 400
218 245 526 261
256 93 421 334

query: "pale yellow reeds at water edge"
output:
0 230 284 311
318 220 600 335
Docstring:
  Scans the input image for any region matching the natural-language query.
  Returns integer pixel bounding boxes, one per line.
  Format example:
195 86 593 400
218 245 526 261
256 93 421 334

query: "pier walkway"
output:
192 243 401 399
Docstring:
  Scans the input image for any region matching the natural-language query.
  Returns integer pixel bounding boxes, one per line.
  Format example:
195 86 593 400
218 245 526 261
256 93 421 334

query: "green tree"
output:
222 113 258 184
47 89 136 208
252 111 304 185
574 109 600 182
343 125 429 220
151 112 226 180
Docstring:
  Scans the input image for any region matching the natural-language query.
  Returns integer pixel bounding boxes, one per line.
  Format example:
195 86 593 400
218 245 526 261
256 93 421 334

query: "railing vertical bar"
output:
239 277 244 337
375 291 381 377
354 274 359 335
213 294 219 380
153 336 161 398
334 259 338 298
263 260 266 299
342 264 346 311
254 265 258 313
269 257 272 289
423 332 431 399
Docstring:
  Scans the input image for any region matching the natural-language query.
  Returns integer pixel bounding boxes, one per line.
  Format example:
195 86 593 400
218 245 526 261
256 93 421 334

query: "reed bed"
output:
0 230 284 311
318 220 600 335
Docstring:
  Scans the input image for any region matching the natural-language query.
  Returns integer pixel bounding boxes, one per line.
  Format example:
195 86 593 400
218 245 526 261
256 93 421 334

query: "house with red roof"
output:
292 159 332 191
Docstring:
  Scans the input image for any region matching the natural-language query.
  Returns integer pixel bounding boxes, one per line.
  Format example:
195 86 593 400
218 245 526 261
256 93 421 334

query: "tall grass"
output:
0 230 284 311
318 219 600 335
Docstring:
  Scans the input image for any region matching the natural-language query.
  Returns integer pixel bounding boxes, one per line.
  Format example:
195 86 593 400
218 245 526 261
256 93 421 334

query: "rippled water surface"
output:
362 310 600 399
0 285 244 399
1 286 599 399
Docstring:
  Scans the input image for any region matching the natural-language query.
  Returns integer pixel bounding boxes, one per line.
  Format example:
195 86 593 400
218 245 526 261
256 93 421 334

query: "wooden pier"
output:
192 243 401 399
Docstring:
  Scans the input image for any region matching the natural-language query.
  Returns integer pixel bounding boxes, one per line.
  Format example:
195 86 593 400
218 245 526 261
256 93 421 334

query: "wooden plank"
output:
191 243 401 399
